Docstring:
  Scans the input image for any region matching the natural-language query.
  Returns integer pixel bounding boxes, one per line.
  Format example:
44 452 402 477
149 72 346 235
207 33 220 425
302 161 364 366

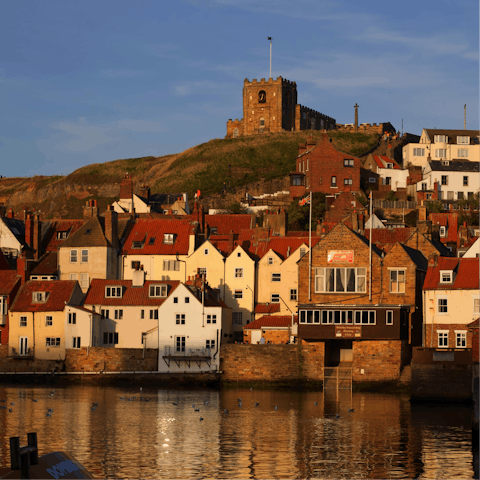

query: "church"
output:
226 76 336 138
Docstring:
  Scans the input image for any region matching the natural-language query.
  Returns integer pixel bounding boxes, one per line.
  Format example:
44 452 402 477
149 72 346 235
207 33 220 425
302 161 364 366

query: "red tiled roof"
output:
205 214 252 234
428 213 458 244
84 279 181 306
43 220 85 252
122 219 195 255
244 315 298 329
423 257 479 290
287 231 310 237
254 303 281 314
365 228 413 248
10 281 78 312
0 250 11 270
30 252 58 276
373 155 401 170
265 237 320 260
467 318 479 328
0 271 21 295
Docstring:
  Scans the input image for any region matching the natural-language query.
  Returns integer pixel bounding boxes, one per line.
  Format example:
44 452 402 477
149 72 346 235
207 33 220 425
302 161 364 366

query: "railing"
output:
372 200 417 210
323 367 353 390
163 345 213 357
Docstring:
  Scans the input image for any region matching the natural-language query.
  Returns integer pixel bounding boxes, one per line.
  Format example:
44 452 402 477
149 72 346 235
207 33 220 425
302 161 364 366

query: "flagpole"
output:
308 191 312 301
268 37 272 78
369 191 372 302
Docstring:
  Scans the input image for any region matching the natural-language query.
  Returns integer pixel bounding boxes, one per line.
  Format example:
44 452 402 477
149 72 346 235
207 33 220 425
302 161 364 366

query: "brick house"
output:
243 315 297 344
289 134 362 200
297 222 427 379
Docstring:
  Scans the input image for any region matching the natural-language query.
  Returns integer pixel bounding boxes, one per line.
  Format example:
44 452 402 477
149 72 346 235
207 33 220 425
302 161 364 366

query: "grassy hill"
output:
0 131 379 218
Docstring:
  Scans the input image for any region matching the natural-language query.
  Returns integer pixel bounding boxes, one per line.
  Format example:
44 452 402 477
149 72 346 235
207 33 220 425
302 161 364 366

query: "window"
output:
174 297 178 304
234 289 243 299
474 298 480 314
80 273 89 289
175 336 186 352
369 177 376 183
46 316 53 327
232 312 243 325
455 331 467 348
315 267 366 293
207 314 217 324
331 176 337 187
354 311 376 324
114 309 123 320
105 286 122 298
103 332 118 345
259 117 265 127
81 249 88 263
290 289 297 301
148 237 156 245
458 192 464 200
267 257 274 265
300 248 306 258
413 148 425 156
237 252 241 257
68 312 76 324
438 298 448 314
463 176 469 186
20 316 27 327
442 160 450 166
440 270 452 283
233 128 239 138
299 309 374 325
344 159 354 167
132 241 144 249
421 183 427 191
458 149 469 157
149 285 167 297
163 260 180 271
306 158 309 171
32 292 47 303
46 337 60 347
163 234 175 244
101 309 109 319
131 261 140 270
390 270 406 293
198 268 207 276
70 273 78 281
204 248 209 255
235 268 243 278
457 136 469 144
271 294 280 303
441 175 448 186
140 310 144 319
149 309 158 320
435 149 446 158
434 135 448 143
386 310 394 325
386 163 393 169
271 273 281 282
206 339 215 350
70 249 78 263
72 337 81 349
437 331 448 348
185 297 189 304
176 314 185 325
447 191 454 200
57 231 68 240
344 178 353 185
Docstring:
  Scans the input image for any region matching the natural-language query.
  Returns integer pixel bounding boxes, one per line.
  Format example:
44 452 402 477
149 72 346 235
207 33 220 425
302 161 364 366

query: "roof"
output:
1 217 26 245
423 257 479 290
424 129 479 145
398 244 428 271
84 279 181 306
185 284 229 308
30 252 58 276
122 219 195 255
254 303 281 314
428 160 480 172
365 228 412 247
0 270 21 295
10 280 78 312
205 214 253 234
68 305 99 315
467 318 479 328
428 213 458 244
0 250 10 270
59 216 110 248
243 315 298 330
41 220 85 252
372 155 401 170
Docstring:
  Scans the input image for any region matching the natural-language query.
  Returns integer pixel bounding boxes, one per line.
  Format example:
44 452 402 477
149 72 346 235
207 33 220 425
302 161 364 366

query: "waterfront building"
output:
0 270 21 347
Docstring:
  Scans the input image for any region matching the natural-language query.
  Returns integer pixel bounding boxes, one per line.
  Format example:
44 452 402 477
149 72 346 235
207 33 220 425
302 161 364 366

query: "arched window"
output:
259 117 265 127
233 128 239 138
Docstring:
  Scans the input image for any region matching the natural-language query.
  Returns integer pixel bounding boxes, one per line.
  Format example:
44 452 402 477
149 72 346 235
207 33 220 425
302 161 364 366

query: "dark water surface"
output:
0 385 475 479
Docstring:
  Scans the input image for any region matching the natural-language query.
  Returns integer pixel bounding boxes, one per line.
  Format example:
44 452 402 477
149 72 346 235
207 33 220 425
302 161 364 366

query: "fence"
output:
373 200 417 210
163 345 214 357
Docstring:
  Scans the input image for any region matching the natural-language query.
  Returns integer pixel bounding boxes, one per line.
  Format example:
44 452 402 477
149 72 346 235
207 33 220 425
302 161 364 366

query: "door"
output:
19 337 28 356
251 330 261 344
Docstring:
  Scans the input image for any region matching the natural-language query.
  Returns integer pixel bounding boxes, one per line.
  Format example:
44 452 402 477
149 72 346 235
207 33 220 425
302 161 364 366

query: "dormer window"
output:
343 159 354 167
163 234 175 244
105 286 123 298
149 284 167 298
57 231 68 240
132 241 144 249
439 226 447 237
267 257 273 265
441 160 450 166
434 135 448 143
32 292 47 303
440 270 453 283
148 237 156 245
210 227 218 235
457 136 470 144
386 163 393 169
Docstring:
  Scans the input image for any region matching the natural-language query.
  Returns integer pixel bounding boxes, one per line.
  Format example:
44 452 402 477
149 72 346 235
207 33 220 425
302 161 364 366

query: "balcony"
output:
10 347 34 359
162 345 215 368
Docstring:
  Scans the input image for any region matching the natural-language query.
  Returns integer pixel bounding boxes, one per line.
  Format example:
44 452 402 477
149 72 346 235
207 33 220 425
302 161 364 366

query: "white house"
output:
364 154 409 191
64 305 101 349
463 237 480 258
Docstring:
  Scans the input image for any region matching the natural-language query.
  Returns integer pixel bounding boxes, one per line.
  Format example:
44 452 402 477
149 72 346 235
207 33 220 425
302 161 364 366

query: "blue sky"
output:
0 0 478 177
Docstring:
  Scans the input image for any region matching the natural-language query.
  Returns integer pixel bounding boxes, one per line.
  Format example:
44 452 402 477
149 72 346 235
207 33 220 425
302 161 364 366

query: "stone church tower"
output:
226 77 335 138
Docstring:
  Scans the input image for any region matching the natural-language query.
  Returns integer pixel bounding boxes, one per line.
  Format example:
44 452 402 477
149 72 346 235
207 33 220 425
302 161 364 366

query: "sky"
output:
0 0 478 177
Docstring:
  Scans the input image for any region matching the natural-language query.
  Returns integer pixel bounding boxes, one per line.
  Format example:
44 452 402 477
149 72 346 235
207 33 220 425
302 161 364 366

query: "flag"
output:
267 37 272 40
298 194 311 206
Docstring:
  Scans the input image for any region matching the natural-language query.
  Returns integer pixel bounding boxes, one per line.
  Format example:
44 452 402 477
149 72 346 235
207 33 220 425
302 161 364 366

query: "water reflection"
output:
0 385 474 479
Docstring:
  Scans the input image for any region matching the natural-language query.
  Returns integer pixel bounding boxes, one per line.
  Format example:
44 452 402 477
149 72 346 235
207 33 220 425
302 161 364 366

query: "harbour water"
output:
0 384 475 479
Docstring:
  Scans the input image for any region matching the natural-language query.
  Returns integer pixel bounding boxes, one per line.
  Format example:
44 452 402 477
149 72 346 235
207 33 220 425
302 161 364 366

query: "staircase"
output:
323 363 353 389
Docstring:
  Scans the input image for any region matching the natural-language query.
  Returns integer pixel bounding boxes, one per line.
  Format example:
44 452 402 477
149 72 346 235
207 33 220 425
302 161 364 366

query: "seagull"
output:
224 409 229 414
348 408 354 412
8 408 12 413
92 402 98 407
255 402 259 407
274 405 278 411
46 412 52 417
237 398 242 402
336 413 340 418
140 387 143 392
195 408 200 412
10 402 15 406
199 417 204 421
47 409 53 413
33 399 37 402
314 402 318 406
91 406 96 411
0 406 6 410
172 402 178 406
250 387 253 391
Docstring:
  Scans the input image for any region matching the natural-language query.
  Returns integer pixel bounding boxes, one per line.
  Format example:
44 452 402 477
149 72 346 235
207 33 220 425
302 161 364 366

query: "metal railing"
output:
372 200 417 210
163 345 213 357
323 367 353 390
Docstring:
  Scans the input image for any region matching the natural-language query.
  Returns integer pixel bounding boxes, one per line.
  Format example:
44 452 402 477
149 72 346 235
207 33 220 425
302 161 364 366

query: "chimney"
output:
418 206 427 221
83 200 98 219
7 208 14 219
25 214 33 249
33 213 41 261
315 220 322 236
132 264 145 287
352 213 359 232
387 144 393 160
104 205 118 248
139 185 150 201
16 254 29 285
119 173 133 200
228 230 234 254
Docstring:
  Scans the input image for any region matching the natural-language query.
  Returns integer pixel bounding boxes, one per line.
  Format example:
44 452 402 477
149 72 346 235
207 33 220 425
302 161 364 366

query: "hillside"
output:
0 131 379 219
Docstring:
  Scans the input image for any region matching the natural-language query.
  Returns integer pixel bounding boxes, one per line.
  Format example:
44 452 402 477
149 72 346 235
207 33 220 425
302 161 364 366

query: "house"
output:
0 270 22 346
58 206 129 292
8 280 84 359
403 129 480 167
0 210 28 266
297 222 427 370
289 134 362 200
422 256 479 350
428 212 459 254
364 154 408 191
112 173 152 214
121 218 198 282
83 274 181 350
243 315 298 344
157 274 231 373
463 237 480 258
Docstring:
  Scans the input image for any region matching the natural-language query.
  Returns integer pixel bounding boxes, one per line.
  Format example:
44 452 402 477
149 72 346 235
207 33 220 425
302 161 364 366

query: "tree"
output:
287 192 326 231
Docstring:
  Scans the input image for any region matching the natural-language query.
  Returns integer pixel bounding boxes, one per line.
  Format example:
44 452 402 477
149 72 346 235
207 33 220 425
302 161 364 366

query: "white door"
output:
251 330 261 344
19 337 28 355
